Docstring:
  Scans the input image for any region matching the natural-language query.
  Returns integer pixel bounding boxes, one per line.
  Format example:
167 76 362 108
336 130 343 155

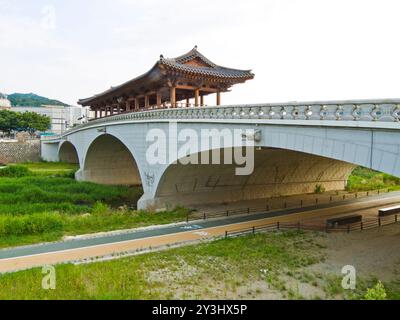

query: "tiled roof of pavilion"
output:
159 47 254 80
78 47 254 106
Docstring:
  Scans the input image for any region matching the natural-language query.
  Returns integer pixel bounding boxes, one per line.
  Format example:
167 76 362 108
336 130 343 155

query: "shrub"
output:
91 202 110 216
314 184 325 194
0 166 31 178
364 281 387 300
0 213 64 236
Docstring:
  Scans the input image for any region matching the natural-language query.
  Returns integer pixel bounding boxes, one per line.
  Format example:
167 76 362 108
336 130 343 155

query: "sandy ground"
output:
313 223 400 281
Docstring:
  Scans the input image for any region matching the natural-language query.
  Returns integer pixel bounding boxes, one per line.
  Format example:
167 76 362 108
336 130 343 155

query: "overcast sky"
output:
1 0 399 106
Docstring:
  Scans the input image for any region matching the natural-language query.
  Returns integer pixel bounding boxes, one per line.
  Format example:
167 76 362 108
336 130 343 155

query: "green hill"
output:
8 93 68 108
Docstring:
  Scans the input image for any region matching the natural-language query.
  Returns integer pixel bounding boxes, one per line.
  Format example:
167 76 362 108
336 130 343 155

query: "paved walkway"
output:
0 192 399 273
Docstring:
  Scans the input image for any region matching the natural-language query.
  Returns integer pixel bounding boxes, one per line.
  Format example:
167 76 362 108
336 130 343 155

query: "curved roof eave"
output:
78 62 162 106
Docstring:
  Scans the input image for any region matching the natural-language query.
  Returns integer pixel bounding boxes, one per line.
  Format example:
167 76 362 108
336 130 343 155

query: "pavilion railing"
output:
41 99 400 141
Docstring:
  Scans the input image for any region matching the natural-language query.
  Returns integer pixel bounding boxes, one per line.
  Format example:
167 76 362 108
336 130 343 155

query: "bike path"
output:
1 191 399 260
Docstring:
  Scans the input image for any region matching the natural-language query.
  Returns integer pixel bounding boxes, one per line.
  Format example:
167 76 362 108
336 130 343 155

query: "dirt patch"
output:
309 224 400 282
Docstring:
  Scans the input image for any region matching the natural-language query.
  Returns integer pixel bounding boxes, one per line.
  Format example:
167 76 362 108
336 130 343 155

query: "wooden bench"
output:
379 205 400 217
326 214 362 228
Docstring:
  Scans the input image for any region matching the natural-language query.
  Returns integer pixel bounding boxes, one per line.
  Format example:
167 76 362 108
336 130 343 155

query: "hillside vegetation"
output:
8 93 68 107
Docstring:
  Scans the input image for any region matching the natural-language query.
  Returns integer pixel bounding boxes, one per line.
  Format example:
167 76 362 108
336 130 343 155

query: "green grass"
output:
21 162 78 176
347 167 400 192
1 230 397 300
0 163 188 248
0 231 324 300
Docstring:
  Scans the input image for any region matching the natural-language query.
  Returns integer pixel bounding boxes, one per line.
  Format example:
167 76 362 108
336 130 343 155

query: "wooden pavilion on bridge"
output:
78 47 255 119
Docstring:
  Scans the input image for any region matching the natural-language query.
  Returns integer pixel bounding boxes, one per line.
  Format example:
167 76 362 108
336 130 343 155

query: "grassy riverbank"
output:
346 167 400 192
0 163 187 248
0 163 398 249
0 229 399 300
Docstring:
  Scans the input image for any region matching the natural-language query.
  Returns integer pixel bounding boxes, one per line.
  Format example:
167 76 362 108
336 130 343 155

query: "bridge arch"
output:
82 134 142 186
153 146 356 209
58 141 79 164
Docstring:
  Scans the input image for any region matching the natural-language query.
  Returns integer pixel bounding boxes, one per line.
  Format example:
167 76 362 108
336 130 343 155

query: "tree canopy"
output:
0 110 51 136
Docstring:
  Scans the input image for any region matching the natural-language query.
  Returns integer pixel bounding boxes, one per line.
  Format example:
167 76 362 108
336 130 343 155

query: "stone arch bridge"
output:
41 100 400 210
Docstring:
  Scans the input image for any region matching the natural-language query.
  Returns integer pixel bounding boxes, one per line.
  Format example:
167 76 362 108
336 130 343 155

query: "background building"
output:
0 93 11 110
11 105 90 135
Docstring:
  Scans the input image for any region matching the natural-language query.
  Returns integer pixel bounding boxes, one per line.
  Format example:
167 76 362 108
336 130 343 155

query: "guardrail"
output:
41 99 400 141
186 188 391 223
225 213 400 238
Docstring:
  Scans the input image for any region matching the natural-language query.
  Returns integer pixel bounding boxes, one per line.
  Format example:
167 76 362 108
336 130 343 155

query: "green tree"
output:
18 112 51 136
0 110 51 137
0 110 19 136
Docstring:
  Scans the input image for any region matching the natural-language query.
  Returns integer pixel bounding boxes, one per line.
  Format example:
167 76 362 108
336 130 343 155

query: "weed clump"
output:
0 165 31 178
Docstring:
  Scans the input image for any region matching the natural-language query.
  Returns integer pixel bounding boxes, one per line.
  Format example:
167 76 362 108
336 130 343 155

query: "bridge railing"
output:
186 188 392 222
41 99 400 141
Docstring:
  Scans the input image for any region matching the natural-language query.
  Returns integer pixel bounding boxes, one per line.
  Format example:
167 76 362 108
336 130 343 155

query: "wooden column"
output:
117 104 121 114
216 92 221 106
126 101 131 112
145 95 150 109
135 98 140 111
156 93 162 108
200 95 204 107
186 98 190 107
170 87 176 108
194 89 200 107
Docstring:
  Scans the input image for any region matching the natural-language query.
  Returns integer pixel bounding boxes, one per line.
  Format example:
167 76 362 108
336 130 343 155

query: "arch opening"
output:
83 134 142 186
154 147 356 209
58 141 79 164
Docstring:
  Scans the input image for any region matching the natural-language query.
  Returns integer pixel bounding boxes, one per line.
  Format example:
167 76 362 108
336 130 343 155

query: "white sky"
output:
1 0 399 106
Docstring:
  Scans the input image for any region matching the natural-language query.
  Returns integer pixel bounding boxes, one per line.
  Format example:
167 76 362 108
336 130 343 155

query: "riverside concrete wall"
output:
0 140 41 164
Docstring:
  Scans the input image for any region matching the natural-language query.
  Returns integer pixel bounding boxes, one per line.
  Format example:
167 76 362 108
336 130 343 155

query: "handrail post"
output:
378 217 381 227
227 210 229 217
300 200 303 207
225 231 228 238
361 222 363 231
297 222 301 231
277 221 280 230
252 226 255 235
396 214 398 223
347 225 350 233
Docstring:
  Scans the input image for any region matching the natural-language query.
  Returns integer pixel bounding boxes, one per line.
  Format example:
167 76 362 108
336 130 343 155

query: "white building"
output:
0 93 11 109
11 105 91 135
